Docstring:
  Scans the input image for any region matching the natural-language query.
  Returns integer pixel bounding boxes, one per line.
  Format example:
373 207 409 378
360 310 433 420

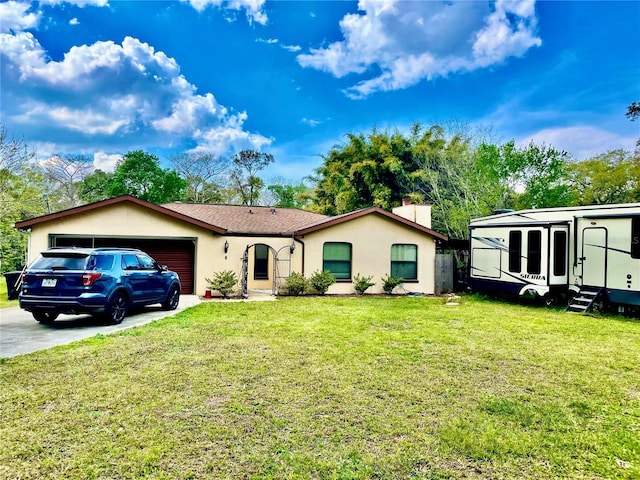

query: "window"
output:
527 230 542 274
508 231 522 273
632 217 640 259
88 255 115 271
323 242 352 280
122 254 140 270
391 244 417 280
553 231 567 276
137 254 156 270
254 244 269 280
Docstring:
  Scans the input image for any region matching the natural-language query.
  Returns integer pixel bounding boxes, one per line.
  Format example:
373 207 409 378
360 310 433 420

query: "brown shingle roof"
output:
162 203 329 235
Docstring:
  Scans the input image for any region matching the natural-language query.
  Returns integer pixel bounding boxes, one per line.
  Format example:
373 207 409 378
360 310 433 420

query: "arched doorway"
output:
240 242 295 298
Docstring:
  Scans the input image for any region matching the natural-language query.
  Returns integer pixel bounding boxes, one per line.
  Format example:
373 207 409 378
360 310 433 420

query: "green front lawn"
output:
0 277 19 308
1 296 638 479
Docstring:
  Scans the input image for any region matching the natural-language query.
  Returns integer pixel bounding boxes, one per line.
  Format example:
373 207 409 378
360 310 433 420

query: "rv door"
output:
549 226 569 285
581 227 607 288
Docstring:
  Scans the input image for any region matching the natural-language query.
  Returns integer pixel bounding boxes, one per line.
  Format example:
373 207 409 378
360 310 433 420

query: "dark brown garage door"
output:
51 237 196 294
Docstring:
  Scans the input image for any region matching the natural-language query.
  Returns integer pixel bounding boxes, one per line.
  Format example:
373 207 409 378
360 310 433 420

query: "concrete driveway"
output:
0 295 201 358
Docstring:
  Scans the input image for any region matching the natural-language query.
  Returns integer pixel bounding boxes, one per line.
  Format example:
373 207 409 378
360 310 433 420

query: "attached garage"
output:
50 236 196 294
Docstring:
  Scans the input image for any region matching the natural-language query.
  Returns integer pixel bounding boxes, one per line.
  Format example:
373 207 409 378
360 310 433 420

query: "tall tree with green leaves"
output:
0 126 46 271
476 141 572 210
230 150 274 206
311 127 416 215
79 169 114 204
266 180 310 209
567 149 640 205
107 150 185 203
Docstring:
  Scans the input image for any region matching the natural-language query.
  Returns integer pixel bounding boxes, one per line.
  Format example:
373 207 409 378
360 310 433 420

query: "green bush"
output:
381 274 404 294
285 272 308 296
308 270 336 295
354 273 375 295
205 270 238 299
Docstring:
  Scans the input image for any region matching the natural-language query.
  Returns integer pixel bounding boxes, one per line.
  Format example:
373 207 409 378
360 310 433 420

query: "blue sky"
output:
1 0 639 183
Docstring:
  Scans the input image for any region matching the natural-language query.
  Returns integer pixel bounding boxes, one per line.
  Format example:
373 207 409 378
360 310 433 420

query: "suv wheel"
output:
33 311 59 324
104 292 127 324
162 285 180 311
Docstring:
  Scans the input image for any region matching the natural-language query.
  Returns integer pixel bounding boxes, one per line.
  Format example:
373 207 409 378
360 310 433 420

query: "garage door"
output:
51 237 196 294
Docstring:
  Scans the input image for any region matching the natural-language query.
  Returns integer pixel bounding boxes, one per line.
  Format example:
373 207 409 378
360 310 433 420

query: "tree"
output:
41 154 93 210
79 169 114 204
311 127 418 215
107 150 186 203
627 102 640 121
567 149 640 205
310 123 500 238
0 166 48 272
266 179 310 209
476 141 572 210
0 127 45 271
626 101 640 154
230 150 274 206
0 124 34 172
405 124 498 238
170 151 229 203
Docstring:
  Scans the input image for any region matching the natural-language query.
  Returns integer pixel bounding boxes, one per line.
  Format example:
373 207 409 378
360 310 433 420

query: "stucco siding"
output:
300 214 437 295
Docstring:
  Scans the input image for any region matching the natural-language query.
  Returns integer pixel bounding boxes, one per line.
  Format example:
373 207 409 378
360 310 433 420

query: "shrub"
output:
381 274 404 294
308 270 336 295
354 273 375 295
285 272 308 296
205 270 238 299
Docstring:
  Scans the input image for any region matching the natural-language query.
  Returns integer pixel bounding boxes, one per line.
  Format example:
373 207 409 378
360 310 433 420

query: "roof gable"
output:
294 206 448 240
14 195 227 234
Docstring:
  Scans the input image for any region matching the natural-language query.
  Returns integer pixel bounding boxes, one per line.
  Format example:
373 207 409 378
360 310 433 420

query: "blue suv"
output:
19 247 181 324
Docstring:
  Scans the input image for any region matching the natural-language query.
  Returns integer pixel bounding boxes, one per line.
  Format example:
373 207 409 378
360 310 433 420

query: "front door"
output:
581 227 607 288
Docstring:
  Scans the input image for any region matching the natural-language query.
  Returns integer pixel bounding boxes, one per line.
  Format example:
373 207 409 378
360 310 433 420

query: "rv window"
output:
553 231 567 276
527 231 542 274
509 231 522 273
632 217 640 259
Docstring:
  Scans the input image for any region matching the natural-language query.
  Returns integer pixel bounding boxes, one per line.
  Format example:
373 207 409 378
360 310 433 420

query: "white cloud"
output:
69 17 79 25
297 0 541 98
40 0 109 6
282 44 301 53
518 126 637 161
0 1 40 33
1 21 270 157
93 151 121 172
184 0 267 25
301 117 321 127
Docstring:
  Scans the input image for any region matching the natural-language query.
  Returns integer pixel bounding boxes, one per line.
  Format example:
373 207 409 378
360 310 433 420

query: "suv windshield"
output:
30 254 89 271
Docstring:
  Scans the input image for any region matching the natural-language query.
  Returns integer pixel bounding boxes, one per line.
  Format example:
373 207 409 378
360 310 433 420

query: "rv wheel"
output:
543 293 558 307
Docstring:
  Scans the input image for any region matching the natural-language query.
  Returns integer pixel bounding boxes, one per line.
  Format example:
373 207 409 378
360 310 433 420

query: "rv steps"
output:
567 288 602 313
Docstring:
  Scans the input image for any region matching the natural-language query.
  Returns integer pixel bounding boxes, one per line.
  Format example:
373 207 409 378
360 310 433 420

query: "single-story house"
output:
14 195 448 296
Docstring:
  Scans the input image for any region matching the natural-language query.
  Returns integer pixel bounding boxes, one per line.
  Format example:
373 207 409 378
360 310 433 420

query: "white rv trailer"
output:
468 203 640 313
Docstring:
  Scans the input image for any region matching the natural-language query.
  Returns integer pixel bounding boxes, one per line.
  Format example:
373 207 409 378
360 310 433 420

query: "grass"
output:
0 277 19 308
1 295 639 479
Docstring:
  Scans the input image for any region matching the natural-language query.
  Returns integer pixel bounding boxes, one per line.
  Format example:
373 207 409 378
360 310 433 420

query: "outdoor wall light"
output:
289 242 295 254
224 240 229 253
